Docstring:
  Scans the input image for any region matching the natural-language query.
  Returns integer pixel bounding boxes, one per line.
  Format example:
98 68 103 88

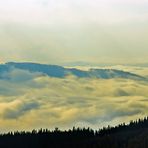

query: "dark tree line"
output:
0 117 148 148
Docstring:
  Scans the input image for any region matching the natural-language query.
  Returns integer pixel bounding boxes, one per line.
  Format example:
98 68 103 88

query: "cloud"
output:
2 68 41 82
0 67 147 132
2 101 40 119
0 68 43 97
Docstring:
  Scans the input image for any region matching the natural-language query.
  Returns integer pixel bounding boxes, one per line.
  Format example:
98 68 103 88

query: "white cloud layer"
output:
0 67 147 132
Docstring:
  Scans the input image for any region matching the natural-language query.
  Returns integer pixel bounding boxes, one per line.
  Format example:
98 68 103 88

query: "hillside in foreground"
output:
0 117 148 148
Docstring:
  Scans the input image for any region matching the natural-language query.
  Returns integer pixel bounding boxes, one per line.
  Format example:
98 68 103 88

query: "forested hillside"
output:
0 117 148 148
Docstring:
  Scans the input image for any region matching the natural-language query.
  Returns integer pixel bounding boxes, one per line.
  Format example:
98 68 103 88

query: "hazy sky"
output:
0 0 148 64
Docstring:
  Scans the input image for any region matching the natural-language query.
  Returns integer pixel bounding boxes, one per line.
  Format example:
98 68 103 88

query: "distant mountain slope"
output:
0 62 145 80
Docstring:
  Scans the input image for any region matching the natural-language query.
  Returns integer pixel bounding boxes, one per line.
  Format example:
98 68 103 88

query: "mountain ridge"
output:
0 62 145 80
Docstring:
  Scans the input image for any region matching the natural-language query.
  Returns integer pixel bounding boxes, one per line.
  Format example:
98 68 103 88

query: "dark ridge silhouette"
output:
0 62 145 80
0 117 148 147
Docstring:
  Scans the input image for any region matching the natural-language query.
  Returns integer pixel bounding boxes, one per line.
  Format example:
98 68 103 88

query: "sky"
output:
0 0 148 64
